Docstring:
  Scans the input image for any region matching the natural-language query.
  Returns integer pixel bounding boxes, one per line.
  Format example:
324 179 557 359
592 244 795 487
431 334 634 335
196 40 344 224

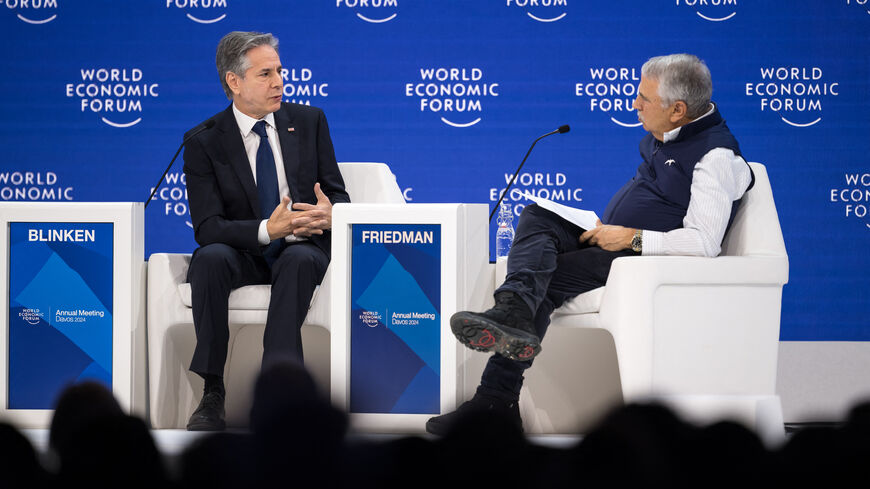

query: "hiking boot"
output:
450 291 541 361
425 392 521 436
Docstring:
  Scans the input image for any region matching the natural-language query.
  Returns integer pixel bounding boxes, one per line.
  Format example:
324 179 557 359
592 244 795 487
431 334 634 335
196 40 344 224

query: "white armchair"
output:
505 163 789 442
146 163 404 429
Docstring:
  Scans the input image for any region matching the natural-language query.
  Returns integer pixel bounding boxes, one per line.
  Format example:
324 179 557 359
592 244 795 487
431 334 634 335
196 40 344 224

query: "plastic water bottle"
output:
496 203 515 259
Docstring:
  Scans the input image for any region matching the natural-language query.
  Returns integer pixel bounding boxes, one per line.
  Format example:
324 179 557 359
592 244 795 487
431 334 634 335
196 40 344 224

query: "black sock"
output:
203 374 225 396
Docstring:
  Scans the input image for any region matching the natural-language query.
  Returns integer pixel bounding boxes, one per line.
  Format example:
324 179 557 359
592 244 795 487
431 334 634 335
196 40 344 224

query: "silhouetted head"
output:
686 421 771 485
49 381 122 454
181 432 255 489
438 406 530 486
249 361 347 488
249 360 322 435
572 403 695 485
56 414 168 489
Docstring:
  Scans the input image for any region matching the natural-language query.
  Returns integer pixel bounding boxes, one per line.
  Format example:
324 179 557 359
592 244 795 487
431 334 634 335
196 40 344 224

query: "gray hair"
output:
641 54 712 119
215 31 280 99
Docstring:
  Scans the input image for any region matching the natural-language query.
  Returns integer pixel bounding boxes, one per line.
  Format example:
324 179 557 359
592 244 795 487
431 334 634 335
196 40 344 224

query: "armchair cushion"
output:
178 283 272 310
552 286 605 315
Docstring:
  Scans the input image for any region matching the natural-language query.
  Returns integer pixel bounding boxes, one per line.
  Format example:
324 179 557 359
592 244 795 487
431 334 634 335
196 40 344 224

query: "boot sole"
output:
186 413 226 431
450 312 542 361
186 419 226 431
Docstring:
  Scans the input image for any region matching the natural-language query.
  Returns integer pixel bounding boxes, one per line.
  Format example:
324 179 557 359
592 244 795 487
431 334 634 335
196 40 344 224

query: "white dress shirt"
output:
231 104 304 245
641 105 752 257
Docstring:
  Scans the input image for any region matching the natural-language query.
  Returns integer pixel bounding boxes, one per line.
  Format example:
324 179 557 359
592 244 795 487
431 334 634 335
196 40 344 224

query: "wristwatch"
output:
630 229 643 253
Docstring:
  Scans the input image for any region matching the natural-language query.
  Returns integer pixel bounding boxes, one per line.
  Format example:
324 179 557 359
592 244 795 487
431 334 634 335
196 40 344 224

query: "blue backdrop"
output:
1 1 868 341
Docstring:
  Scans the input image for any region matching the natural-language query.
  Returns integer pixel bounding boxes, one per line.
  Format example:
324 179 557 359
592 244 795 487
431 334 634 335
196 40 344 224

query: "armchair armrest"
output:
605 255 789 289
146 253 191 336
596 255 789 399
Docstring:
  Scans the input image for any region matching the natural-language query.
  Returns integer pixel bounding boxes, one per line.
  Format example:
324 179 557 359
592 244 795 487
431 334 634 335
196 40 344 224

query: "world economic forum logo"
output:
574 66 642 128
405 67 499 128
675 0 737 22
65 68 160 128
506 0 567 23
489 172 585 218
148 172 193 228
18 308 44 326
336 0 397 24
0 171 74 201
745 66 839 128
282 68 329 106
1 0 58 24
830 172 870 230
166 0 227 24
360 310 382 328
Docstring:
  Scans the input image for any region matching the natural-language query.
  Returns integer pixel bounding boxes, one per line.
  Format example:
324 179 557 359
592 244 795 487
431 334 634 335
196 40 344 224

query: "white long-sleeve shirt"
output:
641 107 753 257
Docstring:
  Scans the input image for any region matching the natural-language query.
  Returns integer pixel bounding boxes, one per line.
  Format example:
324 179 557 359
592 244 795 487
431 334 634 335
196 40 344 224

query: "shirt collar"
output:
662 103 716 143
232 103 276 137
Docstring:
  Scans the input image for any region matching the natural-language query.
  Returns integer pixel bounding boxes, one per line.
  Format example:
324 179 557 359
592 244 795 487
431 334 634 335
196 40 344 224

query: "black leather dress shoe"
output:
186 390 226 431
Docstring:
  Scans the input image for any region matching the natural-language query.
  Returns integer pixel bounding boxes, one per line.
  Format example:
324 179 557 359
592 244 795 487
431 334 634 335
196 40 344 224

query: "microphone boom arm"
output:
145 119 214 209
489 126 567 222
144 143 186 209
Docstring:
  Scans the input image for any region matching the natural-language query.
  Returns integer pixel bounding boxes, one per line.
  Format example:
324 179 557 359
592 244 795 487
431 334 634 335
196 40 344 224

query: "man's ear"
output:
226 72 241 96
670 100 688 122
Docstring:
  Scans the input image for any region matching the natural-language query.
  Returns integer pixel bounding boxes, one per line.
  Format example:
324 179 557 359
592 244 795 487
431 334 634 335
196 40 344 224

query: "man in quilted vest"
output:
427 54 755 435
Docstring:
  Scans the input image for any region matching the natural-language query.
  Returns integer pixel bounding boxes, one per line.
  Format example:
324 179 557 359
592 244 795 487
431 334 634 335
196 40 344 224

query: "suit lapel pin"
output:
287 127 295 132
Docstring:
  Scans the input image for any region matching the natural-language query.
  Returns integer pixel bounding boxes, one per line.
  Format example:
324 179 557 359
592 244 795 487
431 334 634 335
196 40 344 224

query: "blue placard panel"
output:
7 222 113 409
350 224 441 415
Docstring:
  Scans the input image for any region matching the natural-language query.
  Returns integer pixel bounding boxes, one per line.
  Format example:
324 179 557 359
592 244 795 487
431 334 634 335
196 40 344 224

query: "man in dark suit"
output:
182 31 349 430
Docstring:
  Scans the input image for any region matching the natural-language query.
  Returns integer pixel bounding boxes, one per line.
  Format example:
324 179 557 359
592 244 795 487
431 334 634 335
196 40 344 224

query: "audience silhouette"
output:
179 431 253 489
0 373 867 488
50 381 171 489
49 380 123 456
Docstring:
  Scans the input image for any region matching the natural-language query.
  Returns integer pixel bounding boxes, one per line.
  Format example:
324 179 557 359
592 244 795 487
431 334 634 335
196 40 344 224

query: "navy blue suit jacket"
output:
182 103 350 256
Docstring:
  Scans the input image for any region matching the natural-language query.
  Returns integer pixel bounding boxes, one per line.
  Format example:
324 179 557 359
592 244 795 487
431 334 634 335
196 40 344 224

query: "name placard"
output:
8 222 113 409
350 224 441 414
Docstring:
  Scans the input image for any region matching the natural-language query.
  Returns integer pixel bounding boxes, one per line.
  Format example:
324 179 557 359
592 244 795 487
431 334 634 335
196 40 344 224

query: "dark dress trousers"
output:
182 102 350 377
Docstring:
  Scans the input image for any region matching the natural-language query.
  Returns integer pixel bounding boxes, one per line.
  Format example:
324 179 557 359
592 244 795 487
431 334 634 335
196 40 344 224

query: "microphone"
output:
489 124 570 222
144 119 216 209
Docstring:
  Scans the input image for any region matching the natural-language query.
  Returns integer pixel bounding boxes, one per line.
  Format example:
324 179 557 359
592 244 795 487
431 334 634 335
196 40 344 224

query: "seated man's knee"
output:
520 203 552 220
516 203 561 231
520 203 541 217
188 243 238 277
273 245 326 277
